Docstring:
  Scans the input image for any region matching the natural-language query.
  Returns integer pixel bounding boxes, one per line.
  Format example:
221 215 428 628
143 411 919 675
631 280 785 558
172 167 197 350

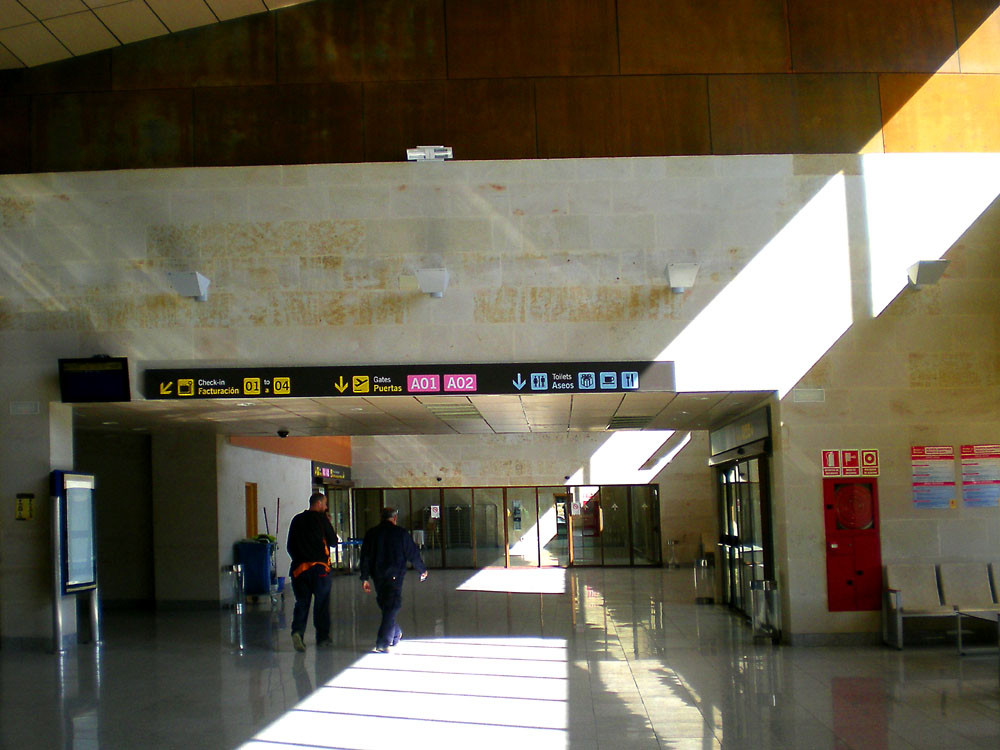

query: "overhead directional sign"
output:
144 361 675 400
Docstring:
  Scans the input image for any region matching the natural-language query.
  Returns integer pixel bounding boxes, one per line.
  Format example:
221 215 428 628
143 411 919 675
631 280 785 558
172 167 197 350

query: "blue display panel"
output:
51 471 97 594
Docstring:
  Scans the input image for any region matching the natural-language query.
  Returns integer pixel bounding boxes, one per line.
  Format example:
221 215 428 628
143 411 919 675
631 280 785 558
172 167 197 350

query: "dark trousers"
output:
373 576 404 648
291 565 332 641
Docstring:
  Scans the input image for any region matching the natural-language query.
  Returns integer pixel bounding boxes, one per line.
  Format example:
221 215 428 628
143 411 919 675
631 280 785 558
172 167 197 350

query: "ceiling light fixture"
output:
907 259 949 289
167 271 211 301
664 262 699 293
415 268 450 298
406 145 453 161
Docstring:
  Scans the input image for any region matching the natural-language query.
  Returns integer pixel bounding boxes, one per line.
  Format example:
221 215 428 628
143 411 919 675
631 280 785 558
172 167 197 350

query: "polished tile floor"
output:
1 568 998 749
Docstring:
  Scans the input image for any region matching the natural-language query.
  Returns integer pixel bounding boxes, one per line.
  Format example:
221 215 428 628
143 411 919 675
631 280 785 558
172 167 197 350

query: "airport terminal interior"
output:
2 1 1000 749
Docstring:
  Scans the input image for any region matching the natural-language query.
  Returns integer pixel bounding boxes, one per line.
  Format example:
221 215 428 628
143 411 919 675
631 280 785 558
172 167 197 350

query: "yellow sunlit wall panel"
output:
880 73 1000 152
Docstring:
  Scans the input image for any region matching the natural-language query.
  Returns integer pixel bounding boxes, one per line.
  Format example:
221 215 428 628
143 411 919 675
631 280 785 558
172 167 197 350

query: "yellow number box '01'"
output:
243 378 261 395
273 377 291 395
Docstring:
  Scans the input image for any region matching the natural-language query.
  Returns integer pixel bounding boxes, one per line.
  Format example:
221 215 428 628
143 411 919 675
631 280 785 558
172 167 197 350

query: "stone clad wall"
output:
1 153 998 639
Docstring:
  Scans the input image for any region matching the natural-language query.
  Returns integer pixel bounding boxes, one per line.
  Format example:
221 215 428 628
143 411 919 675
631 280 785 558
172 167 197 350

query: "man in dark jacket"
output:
286 492 339 652
359 507 427 652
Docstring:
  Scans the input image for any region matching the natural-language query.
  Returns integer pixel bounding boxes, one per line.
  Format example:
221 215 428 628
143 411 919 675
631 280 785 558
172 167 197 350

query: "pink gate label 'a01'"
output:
406 374 440 393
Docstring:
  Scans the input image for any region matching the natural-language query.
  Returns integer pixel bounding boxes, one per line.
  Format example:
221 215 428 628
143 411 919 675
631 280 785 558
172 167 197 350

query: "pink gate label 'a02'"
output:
444 374 477 392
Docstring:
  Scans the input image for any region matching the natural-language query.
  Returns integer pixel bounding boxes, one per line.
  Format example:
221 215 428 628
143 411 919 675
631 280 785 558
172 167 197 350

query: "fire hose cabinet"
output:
823 478 882 611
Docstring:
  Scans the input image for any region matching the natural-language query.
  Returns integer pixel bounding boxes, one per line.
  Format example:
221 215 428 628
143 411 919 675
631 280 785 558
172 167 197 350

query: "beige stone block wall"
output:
654 431 716 565
776 191 1000 637
151 433 219 604
2 153 999 639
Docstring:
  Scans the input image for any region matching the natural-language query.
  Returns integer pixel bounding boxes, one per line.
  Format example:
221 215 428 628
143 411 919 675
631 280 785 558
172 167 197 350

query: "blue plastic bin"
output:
235 542 273 596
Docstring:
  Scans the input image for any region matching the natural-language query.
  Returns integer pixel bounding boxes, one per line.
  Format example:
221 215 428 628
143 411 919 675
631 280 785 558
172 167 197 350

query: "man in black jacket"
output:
359 507 428 652
286 492 339 652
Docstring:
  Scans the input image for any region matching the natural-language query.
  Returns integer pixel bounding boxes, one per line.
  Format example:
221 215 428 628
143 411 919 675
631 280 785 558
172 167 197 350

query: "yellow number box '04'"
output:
273 377 291 395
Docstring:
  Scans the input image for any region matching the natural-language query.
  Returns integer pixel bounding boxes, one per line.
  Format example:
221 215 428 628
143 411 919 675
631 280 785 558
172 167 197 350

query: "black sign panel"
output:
144 361 674 400
59 357 131 402
709 406 771 456
312 461 351 483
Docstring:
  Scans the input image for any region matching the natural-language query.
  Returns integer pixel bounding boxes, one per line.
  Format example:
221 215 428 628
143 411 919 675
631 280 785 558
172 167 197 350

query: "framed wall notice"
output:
911 446 956 509
961 444 1000 508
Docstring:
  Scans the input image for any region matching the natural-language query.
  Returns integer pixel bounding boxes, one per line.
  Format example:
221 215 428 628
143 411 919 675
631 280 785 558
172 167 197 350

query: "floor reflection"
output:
0 568 997 749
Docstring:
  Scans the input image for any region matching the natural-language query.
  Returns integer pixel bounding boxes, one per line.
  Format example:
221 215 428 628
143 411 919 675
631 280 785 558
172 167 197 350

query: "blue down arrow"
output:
513 374 526 390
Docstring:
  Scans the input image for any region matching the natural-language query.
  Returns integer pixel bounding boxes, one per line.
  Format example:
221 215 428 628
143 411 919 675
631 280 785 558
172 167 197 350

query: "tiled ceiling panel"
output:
46 10 117 54
72 390 775 437
20 1 86 18
0 0 315 69
95 1 167 45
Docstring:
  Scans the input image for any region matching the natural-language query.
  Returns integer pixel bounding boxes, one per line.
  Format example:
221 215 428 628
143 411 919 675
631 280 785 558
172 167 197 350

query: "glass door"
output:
537 487 567 566
506 487 539 566
411 488 443 568
571 486 601 565
473 488 504 567
326 488 352 568
717 457 772 617
353 488 382 541
630 485 661 565
384 488 411 529
443 488 473 567
601 486 630 565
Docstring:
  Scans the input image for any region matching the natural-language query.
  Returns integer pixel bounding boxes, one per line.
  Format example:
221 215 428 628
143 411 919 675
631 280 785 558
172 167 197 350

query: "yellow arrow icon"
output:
160 382 174 395
335 376 349 393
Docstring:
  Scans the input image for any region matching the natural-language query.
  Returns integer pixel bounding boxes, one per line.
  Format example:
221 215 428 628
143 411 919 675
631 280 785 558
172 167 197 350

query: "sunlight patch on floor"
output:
457 567 567 594
238 637 569 750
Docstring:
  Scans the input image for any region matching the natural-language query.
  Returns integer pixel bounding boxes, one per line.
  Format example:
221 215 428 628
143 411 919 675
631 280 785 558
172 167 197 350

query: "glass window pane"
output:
353 489 382 541
630 485 661 565
473 488 505 568
384 489 410 531
537 487 567 566
601 486 630 565
506 488 538 567
571 486 601 565
410 489 443 568
443 488 473 568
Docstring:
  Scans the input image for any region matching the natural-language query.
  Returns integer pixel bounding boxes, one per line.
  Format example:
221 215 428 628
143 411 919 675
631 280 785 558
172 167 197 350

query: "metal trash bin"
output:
221 563 244 613
694 558 715 604
665 539 679 568
341 539 362 572
751 579 780 643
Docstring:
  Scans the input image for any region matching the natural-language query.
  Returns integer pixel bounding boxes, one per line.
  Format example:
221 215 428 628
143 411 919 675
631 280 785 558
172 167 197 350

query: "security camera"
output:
436 477 442 482
277 429 289 438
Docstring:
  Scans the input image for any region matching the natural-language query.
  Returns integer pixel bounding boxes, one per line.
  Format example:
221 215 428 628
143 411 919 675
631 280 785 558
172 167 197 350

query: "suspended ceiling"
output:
3 2 775 438
0 0 312 69
72 390 774 437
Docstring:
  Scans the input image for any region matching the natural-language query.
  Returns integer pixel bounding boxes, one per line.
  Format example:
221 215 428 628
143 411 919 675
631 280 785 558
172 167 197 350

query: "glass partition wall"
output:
350 484 661 568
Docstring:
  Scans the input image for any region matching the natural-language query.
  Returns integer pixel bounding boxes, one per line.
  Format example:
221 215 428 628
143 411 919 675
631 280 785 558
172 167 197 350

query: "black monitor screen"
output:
58 357 131 402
